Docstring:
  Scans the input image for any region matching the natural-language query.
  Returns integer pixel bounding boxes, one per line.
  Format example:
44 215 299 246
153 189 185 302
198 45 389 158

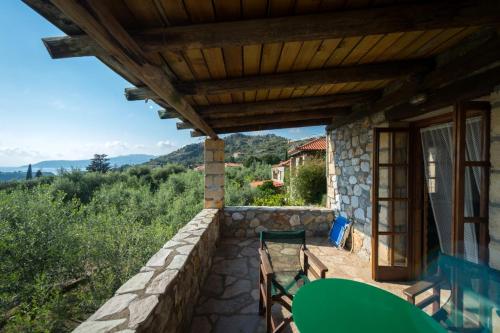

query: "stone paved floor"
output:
189 238 413 333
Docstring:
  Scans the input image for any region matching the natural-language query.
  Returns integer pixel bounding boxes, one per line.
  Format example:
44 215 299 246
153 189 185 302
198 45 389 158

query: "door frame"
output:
371 127 413 281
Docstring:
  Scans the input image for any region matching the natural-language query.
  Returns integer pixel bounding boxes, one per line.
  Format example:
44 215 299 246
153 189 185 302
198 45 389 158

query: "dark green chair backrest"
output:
260 230 306 274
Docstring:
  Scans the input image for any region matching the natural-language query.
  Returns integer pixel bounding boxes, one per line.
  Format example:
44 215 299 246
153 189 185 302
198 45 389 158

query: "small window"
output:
427 148 437 193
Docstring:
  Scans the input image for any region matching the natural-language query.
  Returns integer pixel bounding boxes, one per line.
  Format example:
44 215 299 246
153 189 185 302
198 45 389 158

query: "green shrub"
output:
292 159 326 205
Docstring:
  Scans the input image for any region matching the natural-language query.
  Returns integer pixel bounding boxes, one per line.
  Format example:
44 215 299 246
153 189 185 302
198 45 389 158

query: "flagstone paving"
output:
190 238 413 333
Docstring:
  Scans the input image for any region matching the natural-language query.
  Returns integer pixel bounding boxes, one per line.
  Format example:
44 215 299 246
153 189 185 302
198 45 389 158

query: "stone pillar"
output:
204 138 224 209
489 86 500 269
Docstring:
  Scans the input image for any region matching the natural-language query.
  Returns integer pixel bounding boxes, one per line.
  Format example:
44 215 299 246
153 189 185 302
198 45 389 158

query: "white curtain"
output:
420 118 481 263
421 122 454 256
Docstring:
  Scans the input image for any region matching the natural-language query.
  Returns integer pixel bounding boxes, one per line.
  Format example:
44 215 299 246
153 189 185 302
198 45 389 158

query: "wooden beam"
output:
123 60 426 99
50 0 217 138
386 65 500 121
176 122 194 130
175 61 428 96
198 93 377 119
191 118 337 137
158 109 180 119
125 86 156 101
206 108 350 129
43 0 500 56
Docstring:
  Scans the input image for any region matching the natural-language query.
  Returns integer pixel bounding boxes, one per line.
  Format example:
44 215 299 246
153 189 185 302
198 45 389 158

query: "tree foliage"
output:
292 158 327 204
86 154 110 173
0 160 308 331
25 164 32 180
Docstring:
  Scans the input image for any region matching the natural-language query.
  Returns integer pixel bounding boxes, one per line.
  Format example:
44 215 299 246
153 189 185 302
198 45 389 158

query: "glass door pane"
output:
373 128 411 281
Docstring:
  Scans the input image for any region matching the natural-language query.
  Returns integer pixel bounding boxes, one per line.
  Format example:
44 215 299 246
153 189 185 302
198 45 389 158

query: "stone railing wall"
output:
73 209 221 333
222 206 334 238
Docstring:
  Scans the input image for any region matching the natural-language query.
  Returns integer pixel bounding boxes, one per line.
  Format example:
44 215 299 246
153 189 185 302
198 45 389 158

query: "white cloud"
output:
0 146 47 166
157 140 176 149
289 128 302 134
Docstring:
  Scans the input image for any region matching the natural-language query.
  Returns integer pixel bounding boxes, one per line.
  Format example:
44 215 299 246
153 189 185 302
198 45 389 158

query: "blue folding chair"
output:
329 216 351 248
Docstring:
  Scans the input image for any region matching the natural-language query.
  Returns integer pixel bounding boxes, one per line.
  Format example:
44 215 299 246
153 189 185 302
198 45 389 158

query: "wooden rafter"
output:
43 1 500 57
191 118 336 137
197 93 375 119
206 108 350 129
123 60 428 98
178 107 350 130
48 0 216 138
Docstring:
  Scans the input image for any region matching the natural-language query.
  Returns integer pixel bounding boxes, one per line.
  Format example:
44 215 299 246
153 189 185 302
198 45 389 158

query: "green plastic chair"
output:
258 230 328 333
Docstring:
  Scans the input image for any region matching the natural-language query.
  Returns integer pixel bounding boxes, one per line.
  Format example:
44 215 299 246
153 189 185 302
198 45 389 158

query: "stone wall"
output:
326 112 387 260
73 209 220 333
490 87 500 270
222 206 334 238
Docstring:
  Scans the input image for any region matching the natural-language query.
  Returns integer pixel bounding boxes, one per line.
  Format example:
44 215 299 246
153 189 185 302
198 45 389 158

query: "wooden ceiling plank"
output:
260 42 283 74
156 0 190 25
45 1 500 56
183 0 215 23
307 38 342 69
161 50 195 80
50 0 217 138
242 0 268 19
292 40 323 70
374 31 425 62
342 34 384 65
294 0 322 14
325 36 362 67
213 0 241 20
396 29 443 59
358 33 404 64
268 0 295 16
430 26 479 56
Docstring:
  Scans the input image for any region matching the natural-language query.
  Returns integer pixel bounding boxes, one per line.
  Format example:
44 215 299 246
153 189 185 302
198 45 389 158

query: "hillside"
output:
0 154 155 175
148 134 291 167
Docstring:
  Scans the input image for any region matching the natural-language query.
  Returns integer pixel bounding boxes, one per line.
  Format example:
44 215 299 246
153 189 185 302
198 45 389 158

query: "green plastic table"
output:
292 278 446 333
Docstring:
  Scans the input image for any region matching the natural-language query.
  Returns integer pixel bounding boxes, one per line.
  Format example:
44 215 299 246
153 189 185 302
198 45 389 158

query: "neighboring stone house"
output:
271 159 289 184
326 89 500 281
288 137 327 178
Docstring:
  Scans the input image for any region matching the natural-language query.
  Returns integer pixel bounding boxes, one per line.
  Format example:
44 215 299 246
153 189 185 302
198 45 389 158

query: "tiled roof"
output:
289 137 326 155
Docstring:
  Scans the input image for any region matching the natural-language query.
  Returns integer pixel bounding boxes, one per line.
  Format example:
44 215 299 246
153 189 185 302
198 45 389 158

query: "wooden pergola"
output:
25 0 500 139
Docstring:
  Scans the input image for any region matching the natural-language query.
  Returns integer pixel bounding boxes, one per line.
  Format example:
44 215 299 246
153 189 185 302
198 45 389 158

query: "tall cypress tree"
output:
26 164 33 180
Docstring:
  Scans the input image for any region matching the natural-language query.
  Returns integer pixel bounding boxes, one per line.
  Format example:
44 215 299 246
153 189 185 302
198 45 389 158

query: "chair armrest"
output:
303 249 328 278
259 248 274 276
403 275 443 304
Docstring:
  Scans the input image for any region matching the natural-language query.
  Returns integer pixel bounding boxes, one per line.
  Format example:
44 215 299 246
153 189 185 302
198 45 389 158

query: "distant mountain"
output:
148 134 292 167
0 171 54 182
0 154 155 174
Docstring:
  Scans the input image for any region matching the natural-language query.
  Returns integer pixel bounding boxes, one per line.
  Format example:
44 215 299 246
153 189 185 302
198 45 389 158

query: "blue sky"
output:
0 2 325 166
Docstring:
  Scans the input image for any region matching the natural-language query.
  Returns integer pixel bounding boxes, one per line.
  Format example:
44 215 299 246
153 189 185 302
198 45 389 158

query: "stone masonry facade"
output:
326 111 387 260
490 87 500 270
205 139 224 209
73 209 220 333
222 206 334 238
